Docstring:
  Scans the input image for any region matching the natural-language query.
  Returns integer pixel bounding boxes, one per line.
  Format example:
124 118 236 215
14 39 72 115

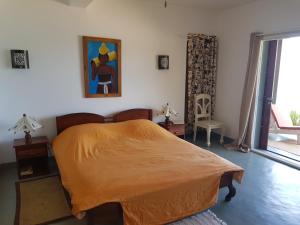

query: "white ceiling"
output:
157 0 258 10
53 0 93 7
52 0 258 9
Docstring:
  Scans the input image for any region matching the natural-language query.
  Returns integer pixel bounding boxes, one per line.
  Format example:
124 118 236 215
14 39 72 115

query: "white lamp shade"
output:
161 103 178 118
9 114 42 133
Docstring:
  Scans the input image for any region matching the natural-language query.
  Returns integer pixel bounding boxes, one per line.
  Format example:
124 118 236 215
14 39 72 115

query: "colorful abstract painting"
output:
83 36 121 97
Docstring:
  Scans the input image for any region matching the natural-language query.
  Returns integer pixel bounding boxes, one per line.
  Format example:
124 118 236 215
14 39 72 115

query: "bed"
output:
53 108 243 225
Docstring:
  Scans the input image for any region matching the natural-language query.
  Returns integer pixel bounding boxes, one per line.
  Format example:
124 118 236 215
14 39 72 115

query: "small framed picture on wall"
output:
158 55 169 70
11 50 29 69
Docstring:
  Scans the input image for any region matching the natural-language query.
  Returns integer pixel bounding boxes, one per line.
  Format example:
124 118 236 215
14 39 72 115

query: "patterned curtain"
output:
185 34 218 131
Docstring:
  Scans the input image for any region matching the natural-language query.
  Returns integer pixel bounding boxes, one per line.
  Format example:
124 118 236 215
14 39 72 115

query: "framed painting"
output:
158 55 169 70
11 49 30 69
83 36 121 97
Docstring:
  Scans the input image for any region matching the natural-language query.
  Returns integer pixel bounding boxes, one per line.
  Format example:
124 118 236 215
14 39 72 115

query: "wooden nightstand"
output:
13 136 49 179
158 122 185 138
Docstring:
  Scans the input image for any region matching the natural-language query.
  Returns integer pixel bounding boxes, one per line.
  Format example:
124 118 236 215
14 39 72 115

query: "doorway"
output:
256 36 300 163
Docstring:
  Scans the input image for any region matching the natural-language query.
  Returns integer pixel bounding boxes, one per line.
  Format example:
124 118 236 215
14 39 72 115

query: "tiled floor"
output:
0 133 299 225
191 134 300 225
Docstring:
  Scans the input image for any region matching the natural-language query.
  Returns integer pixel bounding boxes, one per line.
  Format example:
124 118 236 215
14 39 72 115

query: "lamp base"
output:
165 116 174 128
24 131 32 144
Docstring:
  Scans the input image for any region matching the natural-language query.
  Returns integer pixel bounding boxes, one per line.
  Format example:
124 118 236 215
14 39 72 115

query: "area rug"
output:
169 210 227 225
15 175 72 225
15 175 227 225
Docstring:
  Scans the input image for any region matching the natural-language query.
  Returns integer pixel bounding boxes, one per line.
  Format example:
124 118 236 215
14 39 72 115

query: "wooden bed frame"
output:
55 108 236 225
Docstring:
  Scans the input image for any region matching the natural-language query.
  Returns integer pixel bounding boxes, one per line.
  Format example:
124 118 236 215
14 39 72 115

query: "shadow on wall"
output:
38 116 57 139
78 35 85 98
0 141 16 163
1 49 12 69
0 120 14 163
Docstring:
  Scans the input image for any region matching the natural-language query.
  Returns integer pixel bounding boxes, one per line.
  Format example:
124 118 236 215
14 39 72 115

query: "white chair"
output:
193 94 225 146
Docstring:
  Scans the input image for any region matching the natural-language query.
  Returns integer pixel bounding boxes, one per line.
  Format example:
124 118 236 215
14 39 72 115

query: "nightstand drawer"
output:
16 147 47 160
169 124 185 136
158 122 185 137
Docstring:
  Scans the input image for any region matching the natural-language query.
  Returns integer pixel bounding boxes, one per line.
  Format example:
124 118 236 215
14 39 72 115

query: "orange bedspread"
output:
52 120 243 225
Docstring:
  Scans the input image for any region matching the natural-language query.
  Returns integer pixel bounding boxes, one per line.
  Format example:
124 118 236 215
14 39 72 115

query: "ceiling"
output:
53 0 258 9
53 0 93 7
156 0 258 10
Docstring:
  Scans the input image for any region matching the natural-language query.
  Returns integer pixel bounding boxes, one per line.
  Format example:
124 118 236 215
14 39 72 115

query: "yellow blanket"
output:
52 120 243 225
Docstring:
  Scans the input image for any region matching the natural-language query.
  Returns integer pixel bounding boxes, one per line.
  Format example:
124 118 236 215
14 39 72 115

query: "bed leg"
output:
225 183 236 202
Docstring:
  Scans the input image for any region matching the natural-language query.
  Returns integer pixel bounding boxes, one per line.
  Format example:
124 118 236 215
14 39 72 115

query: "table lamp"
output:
9 114 42 143
161 103 178 126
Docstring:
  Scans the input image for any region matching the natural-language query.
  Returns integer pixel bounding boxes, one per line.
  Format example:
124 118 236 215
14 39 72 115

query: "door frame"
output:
259 40 280 149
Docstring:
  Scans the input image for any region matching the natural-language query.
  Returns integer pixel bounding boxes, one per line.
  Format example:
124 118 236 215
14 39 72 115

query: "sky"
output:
276 36 300 118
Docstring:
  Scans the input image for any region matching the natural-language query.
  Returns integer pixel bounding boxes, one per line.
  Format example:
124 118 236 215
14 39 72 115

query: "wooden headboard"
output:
113 108 152 122
56 113 105 134
56 108 152 134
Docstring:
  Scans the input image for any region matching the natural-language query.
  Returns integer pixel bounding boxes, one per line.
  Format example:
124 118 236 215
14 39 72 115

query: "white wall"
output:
0 0 215 163
215 0 300 139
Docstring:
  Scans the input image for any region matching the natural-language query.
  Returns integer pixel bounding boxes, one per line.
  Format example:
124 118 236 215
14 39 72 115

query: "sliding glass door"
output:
253 40 281 150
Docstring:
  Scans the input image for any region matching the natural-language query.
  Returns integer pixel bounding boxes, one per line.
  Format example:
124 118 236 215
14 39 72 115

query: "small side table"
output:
158 122 185 138
13 136 49 179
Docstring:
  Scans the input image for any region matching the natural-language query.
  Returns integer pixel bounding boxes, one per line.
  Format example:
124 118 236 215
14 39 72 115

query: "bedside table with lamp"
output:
159 103 185 138
9 114 49 179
